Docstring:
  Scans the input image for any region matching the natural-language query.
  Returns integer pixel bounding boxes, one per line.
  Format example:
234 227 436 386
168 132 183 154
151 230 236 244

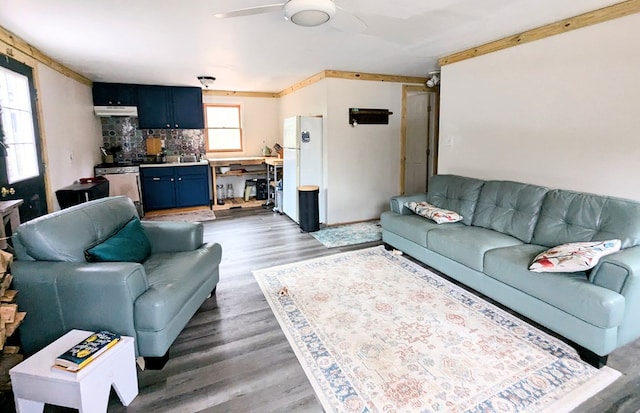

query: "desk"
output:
55 181 110 209
0 199 23 249
10 329 138 413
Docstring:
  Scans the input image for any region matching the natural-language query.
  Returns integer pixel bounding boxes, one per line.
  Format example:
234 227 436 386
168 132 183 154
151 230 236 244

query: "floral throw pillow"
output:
529 239 621 273
404 201 463 224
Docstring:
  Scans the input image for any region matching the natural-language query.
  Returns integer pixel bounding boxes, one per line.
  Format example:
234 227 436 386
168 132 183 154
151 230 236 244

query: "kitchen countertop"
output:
139 160 210 168
207 156 280 166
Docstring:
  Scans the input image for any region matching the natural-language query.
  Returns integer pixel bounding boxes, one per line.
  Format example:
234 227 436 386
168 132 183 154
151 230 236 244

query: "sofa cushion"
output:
484 244 625 329
471 180 548 243
427 226 523 271
426 175 484 225
380 211 460 248
404 201 463 224
13 196 138 262
85 218 151 263
135 247 221 331
529 240 621 273
532 189 640 249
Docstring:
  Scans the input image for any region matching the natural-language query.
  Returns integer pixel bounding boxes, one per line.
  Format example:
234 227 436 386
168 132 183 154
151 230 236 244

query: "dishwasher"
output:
94 164 144 217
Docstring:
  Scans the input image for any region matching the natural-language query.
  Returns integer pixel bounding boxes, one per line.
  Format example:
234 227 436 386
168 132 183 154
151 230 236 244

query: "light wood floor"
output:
29 208 640 412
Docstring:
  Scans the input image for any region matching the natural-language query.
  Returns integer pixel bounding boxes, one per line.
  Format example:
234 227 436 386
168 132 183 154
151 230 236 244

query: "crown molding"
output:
439 0 640 66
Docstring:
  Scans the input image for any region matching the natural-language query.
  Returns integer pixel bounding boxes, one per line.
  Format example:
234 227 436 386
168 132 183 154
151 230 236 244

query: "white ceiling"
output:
0 0 624 92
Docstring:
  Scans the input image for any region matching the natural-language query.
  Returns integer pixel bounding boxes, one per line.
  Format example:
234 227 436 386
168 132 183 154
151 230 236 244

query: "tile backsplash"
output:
100 117 205 162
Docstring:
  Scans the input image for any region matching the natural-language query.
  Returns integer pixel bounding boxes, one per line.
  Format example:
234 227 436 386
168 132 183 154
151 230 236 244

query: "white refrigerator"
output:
282 115 324 224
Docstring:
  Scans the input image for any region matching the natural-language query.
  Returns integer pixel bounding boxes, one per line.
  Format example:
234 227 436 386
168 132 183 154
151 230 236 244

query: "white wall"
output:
203 94 280 157
438 13 640 201
325 79 402 224
280 78 402 225
36 64 103 210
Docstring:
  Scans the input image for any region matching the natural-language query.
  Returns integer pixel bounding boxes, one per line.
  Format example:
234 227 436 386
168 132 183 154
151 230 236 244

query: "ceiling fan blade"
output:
330 7 367 33
215 3 284 19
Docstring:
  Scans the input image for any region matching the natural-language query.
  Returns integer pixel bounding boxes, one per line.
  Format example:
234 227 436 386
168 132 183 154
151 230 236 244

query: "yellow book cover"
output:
54 331 120 371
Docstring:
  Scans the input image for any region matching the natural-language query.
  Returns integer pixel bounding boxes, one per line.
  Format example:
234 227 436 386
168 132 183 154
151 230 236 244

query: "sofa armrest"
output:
590 246 640 293
389 193 428 214
590 245 640 346
142 221 204 252
13 261 148 354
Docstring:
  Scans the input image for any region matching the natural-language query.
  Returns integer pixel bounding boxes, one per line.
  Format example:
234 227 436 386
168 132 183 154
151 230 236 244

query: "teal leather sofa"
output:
11 196 222 367
381 174 640 366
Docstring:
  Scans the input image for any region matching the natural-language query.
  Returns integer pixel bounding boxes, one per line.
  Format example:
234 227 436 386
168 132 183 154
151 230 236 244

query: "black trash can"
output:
298 185 320 232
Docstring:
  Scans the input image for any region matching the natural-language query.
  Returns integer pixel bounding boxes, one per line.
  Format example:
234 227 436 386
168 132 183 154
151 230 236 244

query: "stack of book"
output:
54 331 121 372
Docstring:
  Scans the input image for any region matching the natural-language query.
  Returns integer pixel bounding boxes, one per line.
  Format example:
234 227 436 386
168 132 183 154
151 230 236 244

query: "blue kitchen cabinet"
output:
171 87 205 129
141 167 177 211
92 82 139 106
137 85 204 129
141 165 210 211
175 165 210 207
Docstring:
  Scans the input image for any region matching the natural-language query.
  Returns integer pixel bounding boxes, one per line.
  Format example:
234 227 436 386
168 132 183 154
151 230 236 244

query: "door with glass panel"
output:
0 55 47 223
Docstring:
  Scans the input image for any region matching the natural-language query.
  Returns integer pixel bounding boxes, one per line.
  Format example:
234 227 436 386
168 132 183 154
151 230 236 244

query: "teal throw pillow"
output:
85 218 151 263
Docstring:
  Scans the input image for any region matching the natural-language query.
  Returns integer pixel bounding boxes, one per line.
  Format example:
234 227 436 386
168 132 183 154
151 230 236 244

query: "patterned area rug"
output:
310 221 382 248
253 246 620 413
142 209 216 222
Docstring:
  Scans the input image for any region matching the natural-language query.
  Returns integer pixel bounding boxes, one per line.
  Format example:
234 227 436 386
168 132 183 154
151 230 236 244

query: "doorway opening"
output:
400 85 439 195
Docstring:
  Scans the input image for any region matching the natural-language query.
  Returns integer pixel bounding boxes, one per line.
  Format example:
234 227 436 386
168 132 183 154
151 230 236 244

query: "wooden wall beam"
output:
324 70 427 84
277 71 327 97
203 90 279 98
277 70 428 97
440 0 640 66
0 26 91 86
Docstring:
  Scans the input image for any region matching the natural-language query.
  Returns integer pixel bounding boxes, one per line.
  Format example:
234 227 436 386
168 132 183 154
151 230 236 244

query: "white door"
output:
404 90 436 194
282 148 299 222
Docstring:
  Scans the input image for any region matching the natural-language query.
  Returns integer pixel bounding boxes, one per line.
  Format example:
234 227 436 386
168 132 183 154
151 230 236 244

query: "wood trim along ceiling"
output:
205 70 428 98
439 0 640 66
0 25 91 86
202 90 279 98
277 70 427 97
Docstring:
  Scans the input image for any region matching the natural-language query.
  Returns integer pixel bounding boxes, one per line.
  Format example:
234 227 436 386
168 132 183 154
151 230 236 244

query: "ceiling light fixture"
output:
284 0 337 27
425 70 440 88
197 76 216 88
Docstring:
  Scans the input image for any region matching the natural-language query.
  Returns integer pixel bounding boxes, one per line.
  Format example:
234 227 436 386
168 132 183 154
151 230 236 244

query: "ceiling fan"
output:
215 0 366 32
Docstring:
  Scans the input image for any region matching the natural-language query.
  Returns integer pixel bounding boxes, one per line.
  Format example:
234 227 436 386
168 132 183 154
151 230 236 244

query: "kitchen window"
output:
0 66 39 183
204 104 243 152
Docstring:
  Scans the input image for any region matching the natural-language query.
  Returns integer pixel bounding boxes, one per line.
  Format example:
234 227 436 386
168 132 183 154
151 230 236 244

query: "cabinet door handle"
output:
178 177 182 181
152 177 160 181
171 178 174 182
166 123 171 128
174 124 179 128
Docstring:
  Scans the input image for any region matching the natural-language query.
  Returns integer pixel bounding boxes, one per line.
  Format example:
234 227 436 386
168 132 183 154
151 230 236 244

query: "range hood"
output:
94 105 138 117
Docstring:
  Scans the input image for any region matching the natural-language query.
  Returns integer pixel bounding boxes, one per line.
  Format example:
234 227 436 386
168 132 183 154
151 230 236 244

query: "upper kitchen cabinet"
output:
92 82 139 106
137 85 204 130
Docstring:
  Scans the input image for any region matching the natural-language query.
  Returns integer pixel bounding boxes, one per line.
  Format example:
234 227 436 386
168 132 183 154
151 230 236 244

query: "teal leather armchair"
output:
11 196 221 366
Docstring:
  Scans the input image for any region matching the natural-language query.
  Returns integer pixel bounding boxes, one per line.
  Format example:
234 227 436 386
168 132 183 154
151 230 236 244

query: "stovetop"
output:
94 162 141 175
94 162 140 168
